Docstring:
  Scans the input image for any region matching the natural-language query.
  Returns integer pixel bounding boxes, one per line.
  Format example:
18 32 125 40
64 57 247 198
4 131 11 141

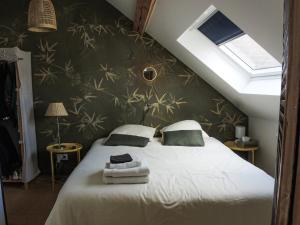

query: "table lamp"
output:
45 102 68 148
235 125 246 140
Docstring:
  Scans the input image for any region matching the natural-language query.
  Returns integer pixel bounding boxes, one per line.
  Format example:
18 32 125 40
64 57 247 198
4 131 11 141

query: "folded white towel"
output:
103 166 150 177
105 160 142 170
102 175 149 184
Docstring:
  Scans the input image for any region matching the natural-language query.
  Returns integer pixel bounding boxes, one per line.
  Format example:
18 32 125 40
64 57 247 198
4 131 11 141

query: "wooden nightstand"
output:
47 143 83 190
224 141 258 164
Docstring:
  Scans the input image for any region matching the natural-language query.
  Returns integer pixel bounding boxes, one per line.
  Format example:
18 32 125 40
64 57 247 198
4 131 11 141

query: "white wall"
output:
249 117 279 176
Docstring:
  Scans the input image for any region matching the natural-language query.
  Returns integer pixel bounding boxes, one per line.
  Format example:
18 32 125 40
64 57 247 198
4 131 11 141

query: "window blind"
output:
198 11 244 45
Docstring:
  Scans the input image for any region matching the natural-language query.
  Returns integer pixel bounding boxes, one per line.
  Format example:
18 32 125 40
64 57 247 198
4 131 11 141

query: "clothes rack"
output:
0 47 40 188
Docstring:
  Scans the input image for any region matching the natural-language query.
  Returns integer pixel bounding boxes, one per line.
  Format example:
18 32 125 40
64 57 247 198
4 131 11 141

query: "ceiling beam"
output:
133 0 157 35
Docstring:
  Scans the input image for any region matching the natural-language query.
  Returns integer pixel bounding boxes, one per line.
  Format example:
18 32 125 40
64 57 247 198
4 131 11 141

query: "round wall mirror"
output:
143 67 157 82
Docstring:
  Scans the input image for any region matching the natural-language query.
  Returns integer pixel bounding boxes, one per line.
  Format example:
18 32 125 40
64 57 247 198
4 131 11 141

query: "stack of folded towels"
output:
102 153 150 184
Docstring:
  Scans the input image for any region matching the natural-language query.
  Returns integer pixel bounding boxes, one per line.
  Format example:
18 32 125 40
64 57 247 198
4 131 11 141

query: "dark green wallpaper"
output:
0 0 247 172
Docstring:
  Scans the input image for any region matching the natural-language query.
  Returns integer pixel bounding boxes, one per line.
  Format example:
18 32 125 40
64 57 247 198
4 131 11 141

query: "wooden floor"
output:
3 176 64 225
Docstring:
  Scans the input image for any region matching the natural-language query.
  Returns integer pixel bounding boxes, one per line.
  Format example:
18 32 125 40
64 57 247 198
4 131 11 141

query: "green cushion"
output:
104 134 150 147
162 130 205 146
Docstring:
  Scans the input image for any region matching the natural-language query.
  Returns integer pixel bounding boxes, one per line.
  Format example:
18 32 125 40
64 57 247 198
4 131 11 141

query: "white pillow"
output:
109 124 156 140
161 120 209 138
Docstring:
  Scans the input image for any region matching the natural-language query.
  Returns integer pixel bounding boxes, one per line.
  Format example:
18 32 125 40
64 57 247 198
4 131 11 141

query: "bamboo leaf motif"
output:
93 78 105 92
64 60 81 85
99 64 120 83
151 103 159 115
0 24 28 47
64 60 74 74
16 32 27 46
115 17 129 35
177 69 199 86
70 96 84 105
178 74 192 86
155 93 167 105
77 112 106 132
128 31 155 47
83 93 97 102
69 97 85 116
150 93 167 115
104 25 115 35
68 22 96 49
123 88 145 104
82 32 95 49
147 92 187 116
106 72 119 82
153 55 177 72
67 17 113 50
218 124 227 132
169 94 187 108
222 112 245 126
127 67 137 78
235 115 246 125
145 88 154 102
205 97 247 133
89 24 108 35
165 105 175 114
35 39 58 65
69 103 85 116
113 96 120 107
34 67 57 84
198 115 213 130
133 89 145 102
210 98 226 115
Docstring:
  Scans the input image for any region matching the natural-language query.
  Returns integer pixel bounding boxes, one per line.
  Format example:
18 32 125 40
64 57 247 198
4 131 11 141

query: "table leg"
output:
50 152 55 191
251 151 255 164
77 151 81 164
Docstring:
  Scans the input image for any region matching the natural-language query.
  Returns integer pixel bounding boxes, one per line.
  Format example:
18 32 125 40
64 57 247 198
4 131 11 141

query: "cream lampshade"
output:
45 102 68 117
235 125 246 139
28 0 57 32
45 103 68 147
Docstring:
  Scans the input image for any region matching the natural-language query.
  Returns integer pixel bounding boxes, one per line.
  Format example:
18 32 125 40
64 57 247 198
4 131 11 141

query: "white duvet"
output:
45 138 274 225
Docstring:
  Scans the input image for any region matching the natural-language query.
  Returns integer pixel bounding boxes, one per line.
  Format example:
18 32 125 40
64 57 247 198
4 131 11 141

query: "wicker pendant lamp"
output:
28 0 57 32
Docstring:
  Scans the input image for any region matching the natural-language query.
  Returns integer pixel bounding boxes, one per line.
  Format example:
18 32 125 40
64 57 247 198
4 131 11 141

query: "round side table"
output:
46 143 83 190
224 141 258 164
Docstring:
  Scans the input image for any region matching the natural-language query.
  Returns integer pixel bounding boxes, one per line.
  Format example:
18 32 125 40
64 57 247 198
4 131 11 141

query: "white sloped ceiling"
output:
106 0 283 121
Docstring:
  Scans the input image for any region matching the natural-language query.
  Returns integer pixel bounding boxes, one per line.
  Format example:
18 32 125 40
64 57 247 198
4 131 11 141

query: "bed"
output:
45 137 274 225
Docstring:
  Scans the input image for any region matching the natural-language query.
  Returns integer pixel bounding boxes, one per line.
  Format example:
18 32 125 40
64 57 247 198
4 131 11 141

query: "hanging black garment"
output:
0 61 17 125
0 61 20 177
0 120 20 177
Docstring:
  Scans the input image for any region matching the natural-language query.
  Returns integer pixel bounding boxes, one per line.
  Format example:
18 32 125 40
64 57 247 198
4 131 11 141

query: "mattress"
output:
45 137 274 225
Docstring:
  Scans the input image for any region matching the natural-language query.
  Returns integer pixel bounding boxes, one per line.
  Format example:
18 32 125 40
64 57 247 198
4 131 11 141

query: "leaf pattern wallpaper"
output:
0 0 247 172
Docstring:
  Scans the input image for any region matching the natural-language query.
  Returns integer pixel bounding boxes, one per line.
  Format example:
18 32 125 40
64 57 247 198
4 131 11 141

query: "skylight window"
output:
198 10 282 76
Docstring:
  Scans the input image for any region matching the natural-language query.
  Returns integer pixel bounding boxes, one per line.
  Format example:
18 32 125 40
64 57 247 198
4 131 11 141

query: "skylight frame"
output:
197 8 282 77
219 42 282 76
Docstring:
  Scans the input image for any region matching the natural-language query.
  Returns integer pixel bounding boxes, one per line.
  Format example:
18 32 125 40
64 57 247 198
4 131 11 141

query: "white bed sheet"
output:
45 137 274 225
